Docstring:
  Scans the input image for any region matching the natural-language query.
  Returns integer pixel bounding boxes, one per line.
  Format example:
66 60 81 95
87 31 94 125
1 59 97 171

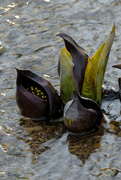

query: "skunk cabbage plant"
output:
16 68 63 119
64 91 105 132
15 24 114 133
57 24 115 105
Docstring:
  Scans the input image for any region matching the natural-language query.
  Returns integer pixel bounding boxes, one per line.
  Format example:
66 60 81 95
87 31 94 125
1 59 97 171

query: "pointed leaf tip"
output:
111 23 115 34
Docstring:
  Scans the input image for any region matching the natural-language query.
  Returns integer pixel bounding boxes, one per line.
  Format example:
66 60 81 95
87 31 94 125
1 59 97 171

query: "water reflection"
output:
20 116 106 164
67 126 104 163
19 117 66 155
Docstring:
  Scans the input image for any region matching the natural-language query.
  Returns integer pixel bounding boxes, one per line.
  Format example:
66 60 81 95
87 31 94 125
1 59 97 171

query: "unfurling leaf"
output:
57 33 88 92
95 23 115 104
81 57 96 100
60 47 76 104
81 23 115 104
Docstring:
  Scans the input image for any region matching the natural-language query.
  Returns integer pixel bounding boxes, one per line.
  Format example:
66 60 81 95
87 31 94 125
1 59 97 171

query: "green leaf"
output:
81 24 115 105
60 47 76 104
95 23 115 104
81 57 96 100
91 43 105 83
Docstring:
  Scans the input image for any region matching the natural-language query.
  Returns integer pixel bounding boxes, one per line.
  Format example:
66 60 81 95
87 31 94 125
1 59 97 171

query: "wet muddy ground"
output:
1 0 121 179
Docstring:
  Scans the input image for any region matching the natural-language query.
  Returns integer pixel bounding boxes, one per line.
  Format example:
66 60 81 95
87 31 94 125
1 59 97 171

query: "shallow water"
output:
1 0 121 179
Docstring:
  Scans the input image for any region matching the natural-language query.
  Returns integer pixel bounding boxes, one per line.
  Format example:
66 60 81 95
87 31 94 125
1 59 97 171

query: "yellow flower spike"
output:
68 119 72 126
31 86 34 91
41 92 44 95
65 119 68 126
